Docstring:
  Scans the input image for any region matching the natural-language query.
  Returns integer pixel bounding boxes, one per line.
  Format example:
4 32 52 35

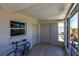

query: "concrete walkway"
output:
26 43 67 56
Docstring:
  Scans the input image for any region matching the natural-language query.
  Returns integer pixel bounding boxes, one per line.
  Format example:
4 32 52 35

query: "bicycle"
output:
21 39 31 55
7 39 31 56
7 41 22 56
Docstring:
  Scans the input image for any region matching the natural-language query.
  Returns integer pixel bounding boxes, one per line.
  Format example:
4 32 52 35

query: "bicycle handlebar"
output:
12 41 21 45
11 39 28 47
12 39 27 44
22 39 27 42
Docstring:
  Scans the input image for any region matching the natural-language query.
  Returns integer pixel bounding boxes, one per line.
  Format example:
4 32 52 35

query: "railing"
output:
71 42 78 56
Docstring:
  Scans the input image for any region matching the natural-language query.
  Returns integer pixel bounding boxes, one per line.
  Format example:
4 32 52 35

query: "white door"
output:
32 24 38 46
51 23 58 45
40 24 51 44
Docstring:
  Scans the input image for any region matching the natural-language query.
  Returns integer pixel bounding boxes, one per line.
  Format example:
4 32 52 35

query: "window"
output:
10 21 26 37
70 12 78 55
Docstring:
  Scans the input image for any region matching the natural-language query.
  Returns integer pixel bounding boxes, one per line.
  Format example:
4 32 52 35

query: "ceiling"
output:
0 3 71 20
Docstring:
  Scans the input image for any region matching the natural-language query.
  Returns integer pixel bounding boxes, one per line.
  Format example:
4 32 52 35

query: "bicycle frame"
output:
7 39 31 56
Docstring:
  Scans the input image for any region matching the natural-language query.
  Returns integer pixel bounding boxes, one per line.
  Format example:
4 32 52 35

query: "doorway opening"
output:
58 22 64 42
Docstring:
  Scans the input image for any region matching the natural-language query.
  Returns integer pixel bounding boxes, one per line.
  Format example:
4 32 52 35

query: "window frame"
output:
10 21 27 37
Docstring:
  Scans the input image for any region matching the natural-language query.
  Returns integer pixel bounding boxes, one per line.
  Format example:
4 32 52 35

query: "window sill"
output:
10 35 26 39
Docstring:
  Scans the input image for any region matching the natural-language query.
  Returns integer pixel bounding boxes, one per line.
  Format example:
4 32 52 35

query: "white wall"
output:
0 8 40 55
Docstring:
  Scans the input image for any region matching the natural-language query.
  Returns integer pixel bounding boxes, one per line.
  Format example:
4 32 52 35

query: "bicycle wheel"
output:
7 49 22 56
24 42 31 55
16 49 22 56
7 51 15 56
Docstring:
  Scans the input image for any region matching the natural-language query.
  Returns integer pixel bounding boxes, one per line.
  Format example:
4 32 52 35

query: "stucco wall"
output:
0 8 40 55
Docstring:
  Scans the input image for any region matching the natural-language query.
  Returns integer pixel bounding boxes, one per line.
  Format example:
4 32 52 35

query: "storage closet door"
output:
33 24 38 46
51 23 58 45
40 24 51 44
